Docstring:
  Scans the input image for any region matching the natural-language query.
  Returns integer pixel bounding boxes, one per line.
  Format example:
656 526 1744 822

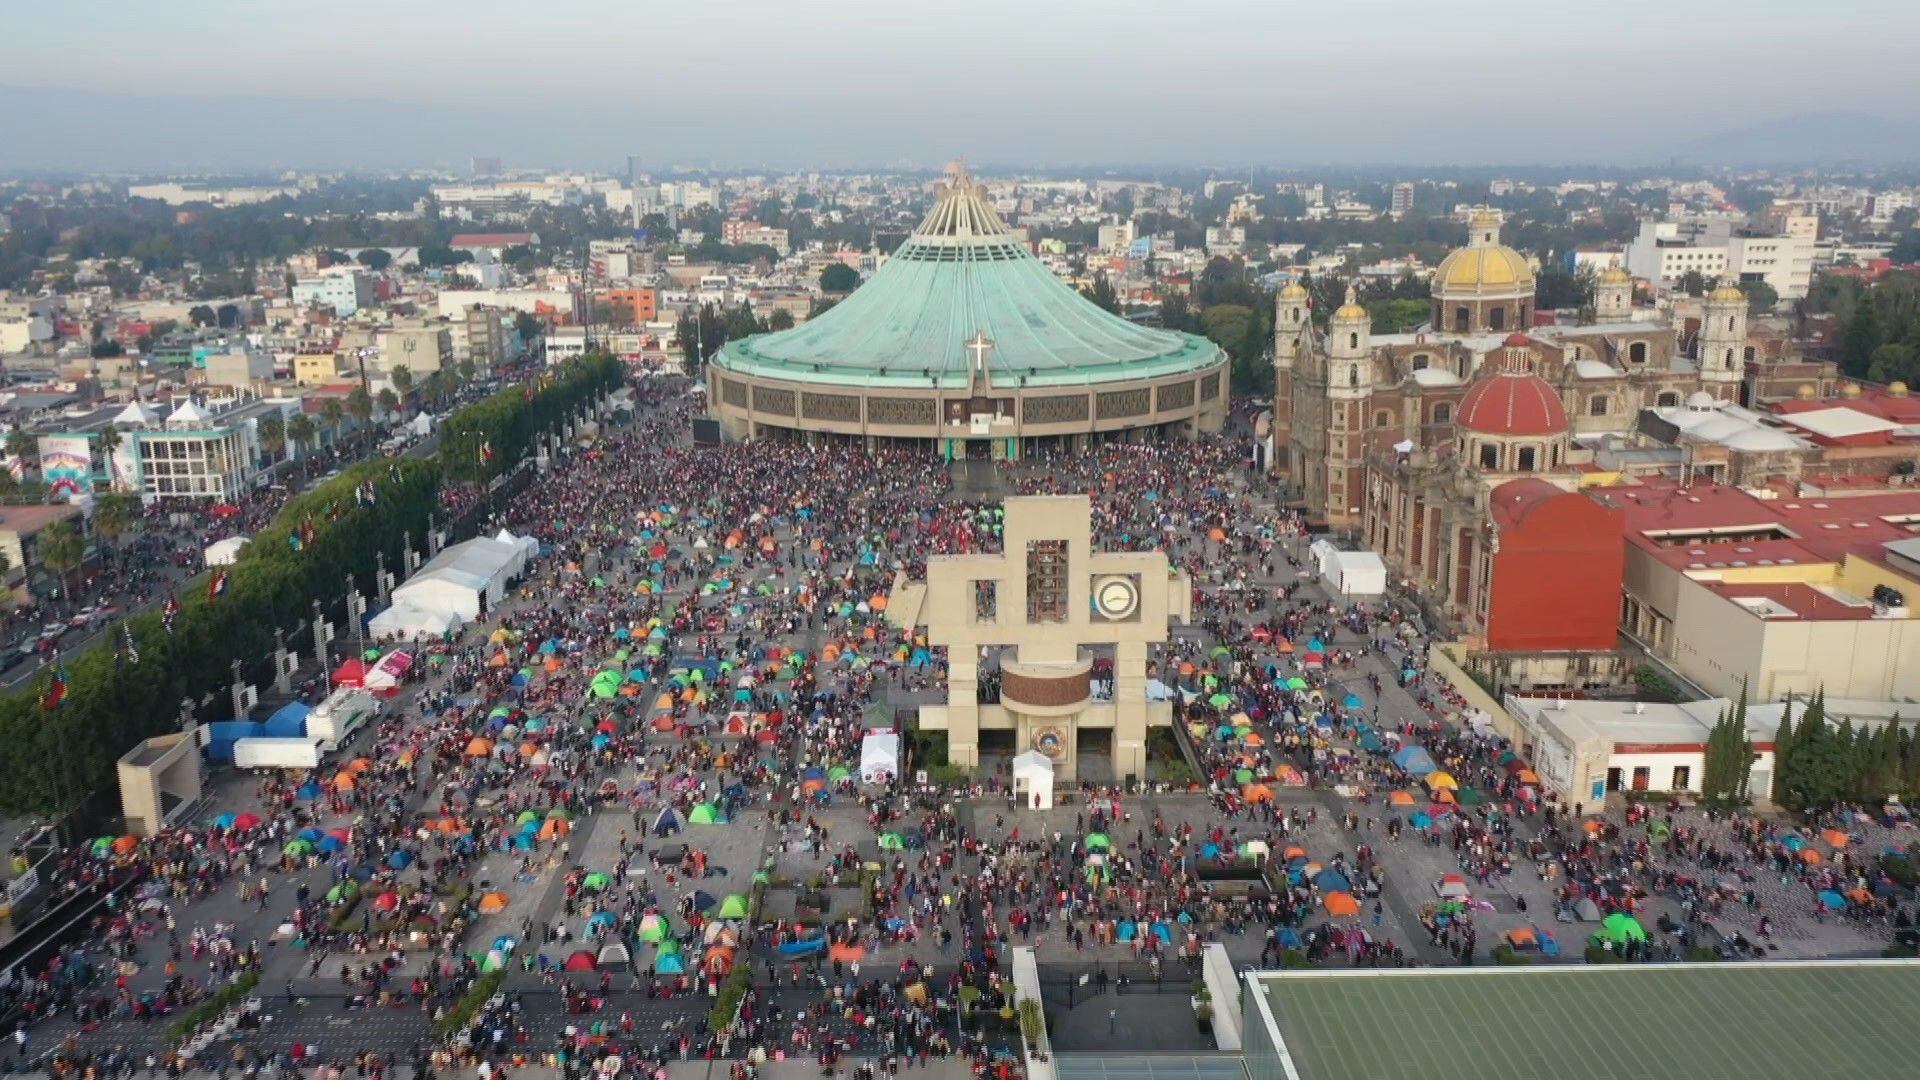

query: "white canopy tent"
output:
1310 540 1387 597
367 602 465 642
204 536 249 567
859 732 901 784
389 536 529 623
1012 751 1055 810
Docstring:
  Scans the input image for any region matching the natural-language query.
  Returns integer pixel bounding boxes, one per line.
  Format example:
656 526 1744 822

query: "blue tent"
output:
298 827 324 842
388 850 414 869
1818 889 1847 909
317 835 344 854
214 813 237 828
1274 927 1303 948
1391 746 1438 775
655 952 686 975
1357 730 1387 754
1116 922 1137 942
1341 694 1363 710
1411 813 1434 830
1315 869 1352 894
297 782 320 800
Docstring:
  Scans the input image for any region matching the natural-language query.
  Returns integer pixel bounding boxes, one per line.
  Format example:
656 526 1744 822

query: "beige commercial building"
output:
885 495 1190 783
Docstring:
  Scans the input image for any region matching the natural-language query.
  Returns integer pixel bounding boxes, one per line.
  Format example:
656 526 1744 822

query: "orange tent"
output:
333 771 356 791
869 595 889 611
828 942 866 962
1799 848 1823 865
431 817 465 834
1207 528 1227 541
1282 845 1307 861
655 694 675 711
465 737 494 757
112 835 139 854
539 818 570 840
1241 732 1265 746
1241 783 1275 804
477 892 510 914
1430 790 1457 805
544 657 562 673
1822 829 1849 849
1513 769 1540 785
519 742 540 757
705 946 736 975
348 758 374 773
1504 926 1536 947
1277 639 1295 653
1322 891 1361 917
1387 790 1416 806
1581 818 1607 835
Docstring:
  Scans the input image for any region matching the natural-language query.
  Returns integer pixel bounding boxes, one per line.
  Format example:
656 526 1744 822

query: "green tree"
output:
5 430 37 474
89 492 139 555
1676 270 1708 298
377 388 400 415
512 311 544 345
355 248 393 271
819 263 861 293
1867 343 1917 386
1702 686 1757 807
257 413 286 463
346 387 374 428
389 364 414 399
1741 280 1780 314
286 414 317 456
90 338 125 359
36 519 84 604
319 398 347 441
1770 701 1798 807
1366 298 1430 334
1081 271 1120 314
768 309 796 331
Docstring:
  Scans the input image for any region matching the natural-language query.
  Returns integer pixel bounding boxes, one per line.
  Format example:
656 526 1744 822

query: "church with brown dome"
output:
1268 209 1836 641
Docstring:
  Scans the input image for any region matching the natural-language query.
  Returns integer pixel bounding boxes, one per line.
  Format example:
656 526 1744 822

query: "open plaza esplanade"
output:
707 161 1229 458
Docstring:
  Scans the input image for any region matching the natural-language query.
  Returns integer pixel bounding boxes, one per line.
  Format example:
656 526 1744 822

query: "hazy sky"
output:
6 0 1919 172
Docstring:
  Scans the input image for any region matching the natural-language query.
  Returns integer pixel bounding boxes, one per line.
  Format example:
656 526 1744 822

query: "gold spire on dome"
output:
1600 266 1631 284
1708 277 1747 303
1333 284 1368 321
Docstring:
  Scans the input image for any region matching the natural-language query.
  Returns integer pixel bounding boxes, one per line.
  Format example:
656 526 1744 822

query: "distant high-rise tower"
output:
471 156 501 178
1390 182 1414 219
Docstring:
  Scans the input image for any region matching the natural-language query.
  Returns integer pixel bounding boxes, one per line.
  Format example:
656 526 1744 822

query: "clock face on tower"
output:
1033 726 1066 759
1092 575 1139 621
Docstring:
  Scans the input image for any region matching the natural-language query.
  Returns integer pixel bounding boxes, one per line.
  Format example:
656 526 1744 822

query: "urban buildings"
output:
1624 218 1816 299
291 270 373 317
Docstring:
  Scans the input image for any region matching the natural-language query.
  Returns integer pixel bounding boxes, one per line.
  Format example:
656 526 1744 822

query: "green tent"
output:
284 839 313 856
1085 832 1112 852
582 872 611 890
516 810 540 825
878 832 905 850
636 915 670 943
1286 677 1309 690
1594 913 1647 944
688 803 719 825
827 766 851 781
716 893 750 919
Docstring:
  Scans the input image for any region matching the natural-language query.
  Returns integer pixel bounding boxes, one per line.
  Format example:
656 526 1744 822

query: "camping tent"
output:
204 536 249 567
859 732 901 784
368 602 465 642
1011 750 1054 810
362 650 414 694
1309 540 1387 597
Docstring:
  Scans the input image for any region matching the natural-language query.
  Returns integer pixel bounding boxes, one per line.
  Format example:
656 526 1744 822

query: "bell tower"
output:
1270 282 1310 474
1698 277 1747 400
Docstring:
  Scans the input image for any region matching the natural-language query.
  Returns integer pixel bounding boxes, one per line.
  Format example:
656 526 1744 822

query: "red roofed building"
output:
450 232 539 255
1594 477 1920 701
1485 479 1624 650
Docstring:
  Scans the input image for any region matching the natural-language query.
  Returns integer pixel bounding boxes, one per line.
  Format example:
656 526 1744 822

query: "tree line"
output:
0 355 623 818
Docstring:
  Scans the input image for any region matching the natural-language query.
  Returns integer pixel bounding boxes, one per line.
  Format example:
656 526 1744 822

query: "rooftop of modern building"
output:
1594 479 1920 569
1249 961 1920 1080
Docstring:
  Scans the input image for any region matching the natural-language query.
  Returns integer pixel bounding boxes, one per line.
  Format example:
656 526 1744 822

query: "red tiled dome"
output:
1457 370 1567 436
1503 332 1532 347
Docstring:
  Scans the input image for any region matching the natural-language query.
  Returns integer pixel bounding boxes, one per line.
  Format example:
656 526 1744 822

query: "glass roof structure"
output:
712 162 1224 390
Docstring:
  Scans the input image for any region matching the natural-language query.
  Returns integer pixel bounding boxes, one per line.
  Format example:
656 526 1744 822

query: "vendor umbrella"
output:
1085 832 1112 851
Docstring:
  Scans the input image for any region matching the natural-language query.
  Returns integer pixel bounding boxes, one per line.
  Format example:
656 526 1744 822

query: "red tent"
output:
564 950 597 971
332 659 370 687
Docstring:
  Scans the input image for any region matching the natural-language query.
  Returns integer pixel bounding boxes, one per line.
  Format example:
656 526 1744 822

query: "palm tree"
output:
319 399 347 443
390 364 414 401
287 414 317 458
346 387 373 427
36 519 84 605
90 492 138 557
456 360 477 386
5 429 37 476
377 388 399 416
96 424 124 490
257 413 286 463
421 371 447 407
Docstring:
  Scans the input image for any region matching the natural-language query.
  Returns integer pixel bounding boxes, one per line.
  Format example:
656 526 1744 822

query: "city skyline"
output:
6 0 1920 171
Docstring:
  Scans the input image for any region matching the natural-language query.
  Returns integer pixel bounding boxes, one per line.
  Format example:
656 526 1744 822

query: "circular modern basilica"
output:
707 163 1228 459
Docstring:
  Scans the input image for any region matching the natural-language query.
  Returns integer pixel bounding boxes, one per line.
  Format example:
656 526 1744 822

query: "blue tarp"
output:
261 701 310 738
776 937 826 956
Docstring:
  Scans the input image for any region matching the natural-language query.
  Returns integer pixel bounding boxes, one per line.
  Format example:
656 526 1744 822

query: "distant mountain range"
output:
1665 111 1920 166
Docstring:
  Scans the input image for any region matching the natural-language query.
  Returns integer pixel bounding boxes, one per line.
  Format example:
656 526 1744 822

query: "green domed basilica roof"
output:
713 163 1223 390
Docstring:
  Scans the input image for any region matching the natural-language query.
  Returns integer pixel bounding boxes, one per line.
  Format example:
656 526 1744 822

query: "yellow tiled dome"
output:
1600 266 1631 284
1279 282 1308 300
1434 244 1534 293
1709 281 1747 303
